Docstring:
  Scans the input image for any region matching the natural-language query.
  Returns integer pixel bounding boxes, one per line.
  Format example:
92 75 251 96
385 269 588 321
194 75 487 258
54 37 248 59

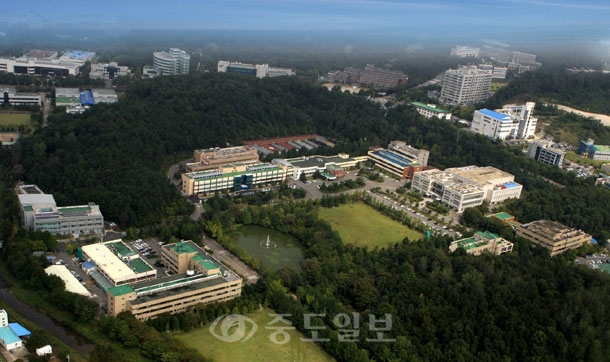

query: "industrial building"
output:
45 265 92 297
273 153 363 180
18 184 104 237
153 48 190 75
217 61 295 78
90 62 131 79
81 240 157 287
516 220 592 256
107 240 242 320
55 88 118 114
410 102 452 120
440 66 492 105
0 310 30 351
471 102 537 140
367 141 429 179
579 139 610 161
527 141 565 166
182 163 286 195
449 231 513 255
187 146 259 172
1 88 41 106
0 49 94 76
411 166 522 212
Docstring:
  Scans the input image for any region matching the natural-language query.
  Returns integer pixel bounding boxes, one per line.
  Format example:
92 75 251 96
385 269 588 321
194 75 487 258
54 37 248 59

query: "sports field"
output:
177 309 335 362
0 113 31 127
318 202 424 248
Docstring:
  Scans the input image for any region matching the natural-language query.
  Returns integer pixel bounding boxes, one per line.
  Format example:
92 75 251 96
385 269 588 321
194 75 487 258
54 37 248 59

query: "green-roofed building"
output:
449 230 513 256
410 102 452 120
161 240 221 276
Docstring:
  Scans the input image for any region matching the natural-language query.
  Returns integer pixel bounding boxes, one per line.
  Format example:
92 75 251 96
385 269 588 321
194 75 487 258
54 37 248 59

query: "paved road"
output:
0 278 95 357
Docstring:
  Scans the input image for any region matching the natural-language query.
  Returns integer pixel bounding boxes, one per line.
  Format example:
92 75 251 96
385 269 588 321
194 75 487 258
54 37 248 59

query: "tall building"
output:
217 61 295 78
107 240 242 320
450 46 480 58
516 220 591 256
449 231 513 255
440 66 492 105
18 185 103 237
153 48 190 75
471 102 537 140
527 141 565 166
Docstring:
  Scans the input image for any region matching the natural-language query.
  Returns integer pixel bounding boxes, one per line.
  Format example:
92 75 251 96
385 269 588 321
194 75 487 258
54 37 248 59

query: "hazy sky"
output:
1 0 609 41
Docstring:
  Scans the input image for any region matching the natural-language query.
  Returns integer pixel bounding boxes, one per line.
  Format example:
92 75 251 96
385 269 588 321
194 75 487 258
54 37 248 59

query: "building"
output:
56 88 118 113
325 64 407 89
107 240 242 320
1 88 41 106
410 102 452 120
274 153 360 180
449 231 513 255
440 66 492 105
527 141 565 166
90 62 131 79
489 212 522 228
182 163 285 195
450 46 480 58
153 48 190 76
0 310 24 351
579 139 610 161
81 240 157 287
187 146 259 172
367 141 429 180
217 61 295 78
471 102 537 140
516 220 591 256
36 345 53 356
480 46 541 73
45 265 92 297
59 50 96 65
18 185 103 237
411 166 522 212
0 49 92 77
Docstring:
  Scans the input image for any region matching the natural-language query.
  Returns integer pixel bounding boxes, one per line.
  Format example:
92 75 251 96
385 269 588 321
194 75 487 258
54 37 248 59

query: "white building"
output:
153 48 190 75
411 166 522 212
471 103 537 140
450 46 480 58
45 265 92 297
440 66 492 105
0 311 22 351
36 345 53 356
18 185 104 237
410 102 452 120
90 62 131 79
1 88 41 106
217 61 295 78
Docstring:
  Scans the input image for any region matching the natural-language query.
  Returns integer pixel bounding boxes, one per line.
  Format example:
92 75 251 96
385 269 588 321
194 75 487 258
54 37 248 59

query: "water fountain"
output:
259 235 278 249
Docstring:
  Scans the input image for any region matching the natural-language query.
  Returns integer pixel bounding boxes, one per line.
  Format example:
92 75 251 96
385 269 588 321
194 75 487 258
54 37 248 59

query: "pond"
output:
227 225 304 271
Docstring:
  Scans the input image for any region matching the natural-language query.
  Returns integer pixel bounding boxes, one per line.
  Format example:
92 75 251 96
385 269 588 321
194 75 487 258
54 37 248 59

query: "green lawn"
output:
0 113 31 126
177 309 335 362
565 151 607 169
318 202 424 248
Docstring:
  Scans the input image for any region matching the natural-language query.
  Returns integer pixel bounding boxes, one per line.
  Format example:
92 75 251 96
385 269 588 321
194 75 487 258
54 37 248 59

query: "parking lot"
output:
575 254 610 273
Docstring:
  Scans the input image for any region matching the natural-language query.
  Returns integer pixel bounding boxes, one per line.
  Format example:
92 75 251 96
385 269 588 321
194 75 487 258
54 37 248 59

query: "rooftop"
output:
167 241 199 254
370 149 412 167
45 265 92 297
492 212 514 220
594 145 610 152
8 323 30 337
129 274 229 306
478 109 512 121
82 240 156 284
410 102 450 113
107 284 135 297
0 326 20 345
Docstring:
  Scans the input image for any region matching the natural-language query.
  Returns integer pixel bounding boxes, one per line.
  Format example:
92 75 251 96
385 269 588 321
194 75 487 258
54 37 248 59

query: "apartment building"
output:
440 66 492 105
449 231 513 255
516 220 591 256
410 102 452 120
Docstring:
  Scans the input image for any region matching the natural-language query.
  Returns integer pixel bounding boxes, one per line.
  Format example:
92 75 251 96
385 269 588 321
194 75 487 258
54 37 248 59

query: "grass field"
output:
177 309 335 362
0 113 31 126
565 151 607 168
318 202 424 248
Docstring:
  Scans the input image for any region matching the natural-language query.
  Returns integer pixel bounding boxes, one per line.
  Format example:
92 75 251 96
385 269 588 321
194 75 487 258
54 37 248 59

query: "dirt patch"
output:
554 104 610 126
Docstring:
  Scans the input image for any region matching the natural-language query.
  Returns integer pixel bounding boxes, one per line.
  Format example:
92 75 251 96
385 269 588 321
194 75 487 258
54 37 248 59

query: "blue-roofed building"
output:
8 323 31 337
80 90 95 106
471 108 519 140
0 327 21 351
367 141 429 179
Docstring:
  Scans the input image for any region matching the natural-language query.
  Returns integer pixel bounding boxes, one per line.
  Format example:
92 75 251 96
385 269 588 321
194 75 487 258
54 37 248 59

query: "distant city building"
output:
410 102 452 120
1 88 41 106
516 220 591 256
187 146 259 172
217 60 296 78
18 184 103 237
182 163 286 195
55 88 118 114
326 64 407 89
0 49 94 77
274 153 361 180
107 240 242 320
450 46 480 58
411 166 522 212
440 66 492 105
367 141 430 180
480 46 541 73
527 141 565 166
471 102 537 140
153 48 190 75
579 139 610 161
90 62 131 79
449 231 513 255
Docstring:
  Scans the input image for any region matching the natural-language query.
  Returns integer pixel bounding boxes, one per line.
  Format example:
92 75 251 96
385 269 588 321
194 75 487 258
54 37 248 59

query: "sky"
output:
1 0 609 42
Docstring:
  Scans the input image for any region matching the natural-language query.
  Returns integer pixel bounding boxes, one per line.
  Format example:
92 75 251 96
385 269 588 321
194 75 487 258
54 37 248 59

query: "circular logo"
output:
209 314 258 342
